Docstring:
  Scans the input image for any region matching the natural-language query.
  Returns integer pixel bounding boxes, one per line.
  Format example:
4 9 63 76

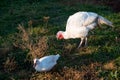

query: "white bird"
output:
56 11 114 48
33 54 60 72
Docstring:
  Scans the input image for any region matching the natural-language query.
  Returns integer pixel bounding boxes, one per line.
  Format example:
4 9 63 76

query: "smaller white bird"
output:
33 54 60 72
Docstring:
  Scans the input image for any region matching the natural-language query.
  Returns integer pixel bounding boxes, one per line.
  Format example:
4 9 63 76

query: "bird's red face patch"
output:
57 33 64 39
59 34 64 39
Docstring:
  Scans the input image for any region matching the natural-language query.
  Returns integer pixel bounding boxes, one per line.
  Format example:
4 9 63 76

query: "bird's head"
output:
56 31 64 40
33 58 39 68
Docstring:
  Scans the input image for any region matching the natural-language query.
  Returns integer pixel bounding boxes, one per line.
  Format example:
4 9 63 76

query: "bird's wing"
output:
39 56 57 70
40 55 58 64
65 12 86 31
65 12 98 32
83 12 98 26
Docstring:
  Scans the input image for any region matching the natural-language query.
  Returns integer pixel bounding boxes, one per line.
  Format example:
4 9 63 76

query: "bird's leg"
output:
84 37 87 47
78 38 84 48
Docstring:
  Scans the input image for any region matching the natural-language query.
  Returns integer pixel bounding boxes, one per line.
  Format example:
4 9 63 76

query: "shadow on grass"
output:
58 46 120 68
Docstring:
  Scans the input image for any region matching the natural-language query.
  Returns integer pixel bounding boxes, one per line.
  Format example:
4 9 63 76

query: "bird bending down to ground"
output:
56 11 114 48
33 54 60 72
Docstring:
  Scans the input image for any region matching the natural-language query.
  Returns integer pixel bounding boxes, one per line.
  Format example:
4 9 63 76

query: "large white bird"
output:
56 11 114 48
33 54 60 72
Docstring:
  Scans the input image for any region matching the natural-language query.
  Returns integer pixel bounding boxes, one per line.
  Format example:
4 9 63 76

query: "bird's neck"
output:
62 31 71 39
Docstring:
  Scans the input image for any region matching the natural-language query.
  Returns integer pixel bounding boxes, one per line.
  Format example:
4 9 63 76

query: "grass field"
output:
0 0 120 80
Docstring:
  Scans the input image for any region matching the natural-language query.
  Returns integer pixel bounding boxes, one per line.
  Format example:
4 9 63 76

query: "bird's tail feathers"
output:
98 15 114 27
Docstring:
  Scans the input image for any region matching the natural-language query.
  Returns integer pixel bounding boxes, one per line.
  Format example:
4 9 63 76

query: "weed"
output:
13 24 48 59
3 57 17 72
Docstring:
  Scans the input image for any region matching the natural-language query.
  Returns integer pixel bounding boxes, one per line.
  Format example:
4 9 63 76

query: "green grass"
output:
0 0 120 80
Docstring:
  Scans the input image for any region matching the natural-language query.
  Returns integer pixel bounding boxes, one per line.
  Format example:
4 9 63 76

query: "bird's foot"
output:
84 44 87 48
77 46 81 49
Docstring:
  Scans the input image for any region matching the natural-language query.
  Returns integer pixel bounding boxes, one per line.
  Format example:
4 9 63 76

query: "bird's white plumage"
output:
56 11 113 48
34 54 60 72
66 12 98 31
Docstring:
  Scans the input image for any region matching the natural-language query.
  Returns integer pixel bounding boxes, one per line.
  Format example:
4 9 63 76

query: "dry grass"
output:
103 61 116 70
30 62 102 80
3 57 17 72
43 16 50 28
13 24 48 59
61 67 85 80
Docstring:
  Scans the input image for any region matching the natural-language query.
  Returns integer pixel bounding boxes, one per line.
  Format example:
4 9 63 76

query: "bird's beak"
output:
33 63 36 68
